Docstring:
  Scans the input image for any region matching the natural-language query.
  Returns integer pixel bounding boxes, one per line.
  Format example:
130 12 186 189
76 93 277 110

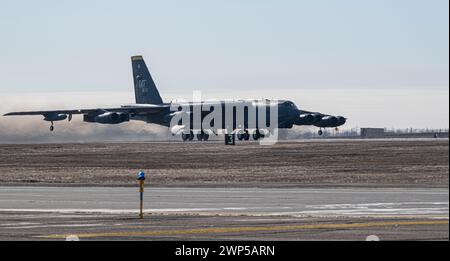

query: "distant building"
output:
360 128 385 138
360 127 448 139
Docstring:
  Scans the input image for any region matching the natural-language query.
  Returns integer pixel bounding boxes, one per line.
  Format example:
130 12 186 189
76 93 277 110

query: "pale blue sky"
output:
0 0 448 92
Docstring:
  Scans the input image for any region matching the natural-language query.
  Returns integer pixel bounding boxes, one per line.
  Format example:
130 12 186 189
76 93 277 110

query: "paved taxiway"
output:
0 186 448 240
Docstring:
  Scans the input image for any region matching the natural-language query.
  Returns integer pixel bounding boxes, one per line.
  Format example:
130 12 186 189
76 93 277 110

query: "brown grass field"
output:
0 139 448 187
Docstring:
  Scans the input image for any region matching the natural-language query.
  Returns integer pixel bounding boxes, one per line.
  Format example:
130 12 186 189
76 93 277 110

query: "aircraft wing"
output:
3 105 170 117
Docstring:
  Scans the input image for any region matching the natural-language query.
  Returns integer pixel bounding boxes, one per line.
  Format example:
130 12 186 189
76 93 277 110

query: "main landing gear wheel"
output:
252 130 265 140
253 130 265 140
182 131 194 141
243 130 250 140
196 132 210 141
318 129 323 136
237 130 250 141
50 122 54 132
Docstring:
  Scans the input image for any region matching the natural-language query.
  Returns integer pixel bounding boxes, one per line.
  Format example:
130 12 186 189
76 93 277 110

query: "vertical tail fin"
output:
131 56 163 104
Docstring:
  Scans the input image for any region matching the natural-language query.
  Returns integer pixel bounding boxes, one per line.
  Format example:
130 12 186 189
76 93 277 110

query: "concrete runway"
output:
0 186 448 217
0 186 448 240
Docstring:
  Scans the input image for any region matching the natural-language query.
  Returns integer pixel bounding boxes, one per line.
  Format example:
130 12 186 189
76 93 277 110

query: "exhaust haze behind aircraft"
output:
4 56 346 145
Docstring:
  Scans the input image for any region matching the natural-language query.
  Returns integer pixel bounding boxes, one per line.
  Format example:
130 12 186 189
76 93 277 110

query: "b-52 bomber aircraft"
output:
4 56 346 145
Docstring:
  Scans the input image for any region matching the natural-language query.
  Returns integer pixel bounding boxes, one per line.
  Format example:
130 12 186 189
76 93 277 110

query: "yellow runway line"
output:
35 220 449 239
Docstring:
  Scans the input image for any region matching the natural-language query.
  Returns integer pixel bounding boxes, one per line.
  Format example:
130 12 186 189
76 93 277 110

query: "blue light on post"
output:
137 171 145 219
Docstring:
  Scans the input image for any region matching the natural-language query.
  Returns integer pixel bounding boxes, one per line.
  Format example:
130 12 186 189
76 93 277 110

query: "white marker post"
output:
137 171 145 219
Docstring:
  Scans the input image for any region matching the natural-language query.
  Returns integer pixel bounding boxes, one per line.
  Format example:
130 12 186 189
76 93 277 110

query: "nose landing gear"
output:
317 128 338 136
50 122 54 132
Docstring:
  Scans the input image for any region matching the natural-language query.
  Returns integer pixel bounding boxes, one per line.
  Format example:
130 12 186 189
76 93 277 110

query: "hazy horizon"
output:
0 0 448 141
1 88 448 143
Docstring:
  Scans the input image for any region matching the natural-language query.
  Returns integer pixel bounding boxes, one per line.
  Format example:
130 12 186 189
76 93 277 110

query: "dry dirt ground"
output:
0 139 448 187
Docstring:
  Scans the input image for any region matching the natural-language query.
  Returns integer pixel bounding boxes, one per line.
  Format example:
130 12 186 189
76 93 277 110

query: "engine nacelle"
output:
336 116 346 126
95 112 129 124
295 114 321 125
84 112 129 124
312 115 347 128
43 113 67 122
164 111 192 125
319 116 338 127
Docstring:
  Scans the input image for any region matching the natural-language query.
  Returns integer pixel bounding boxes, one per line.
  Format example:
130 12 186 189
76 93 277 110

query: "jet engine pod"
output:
43 113 67 122
315 116 340 127
164 111 192 125
83 112 129 124
95 112 129 124
336 116 346 126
